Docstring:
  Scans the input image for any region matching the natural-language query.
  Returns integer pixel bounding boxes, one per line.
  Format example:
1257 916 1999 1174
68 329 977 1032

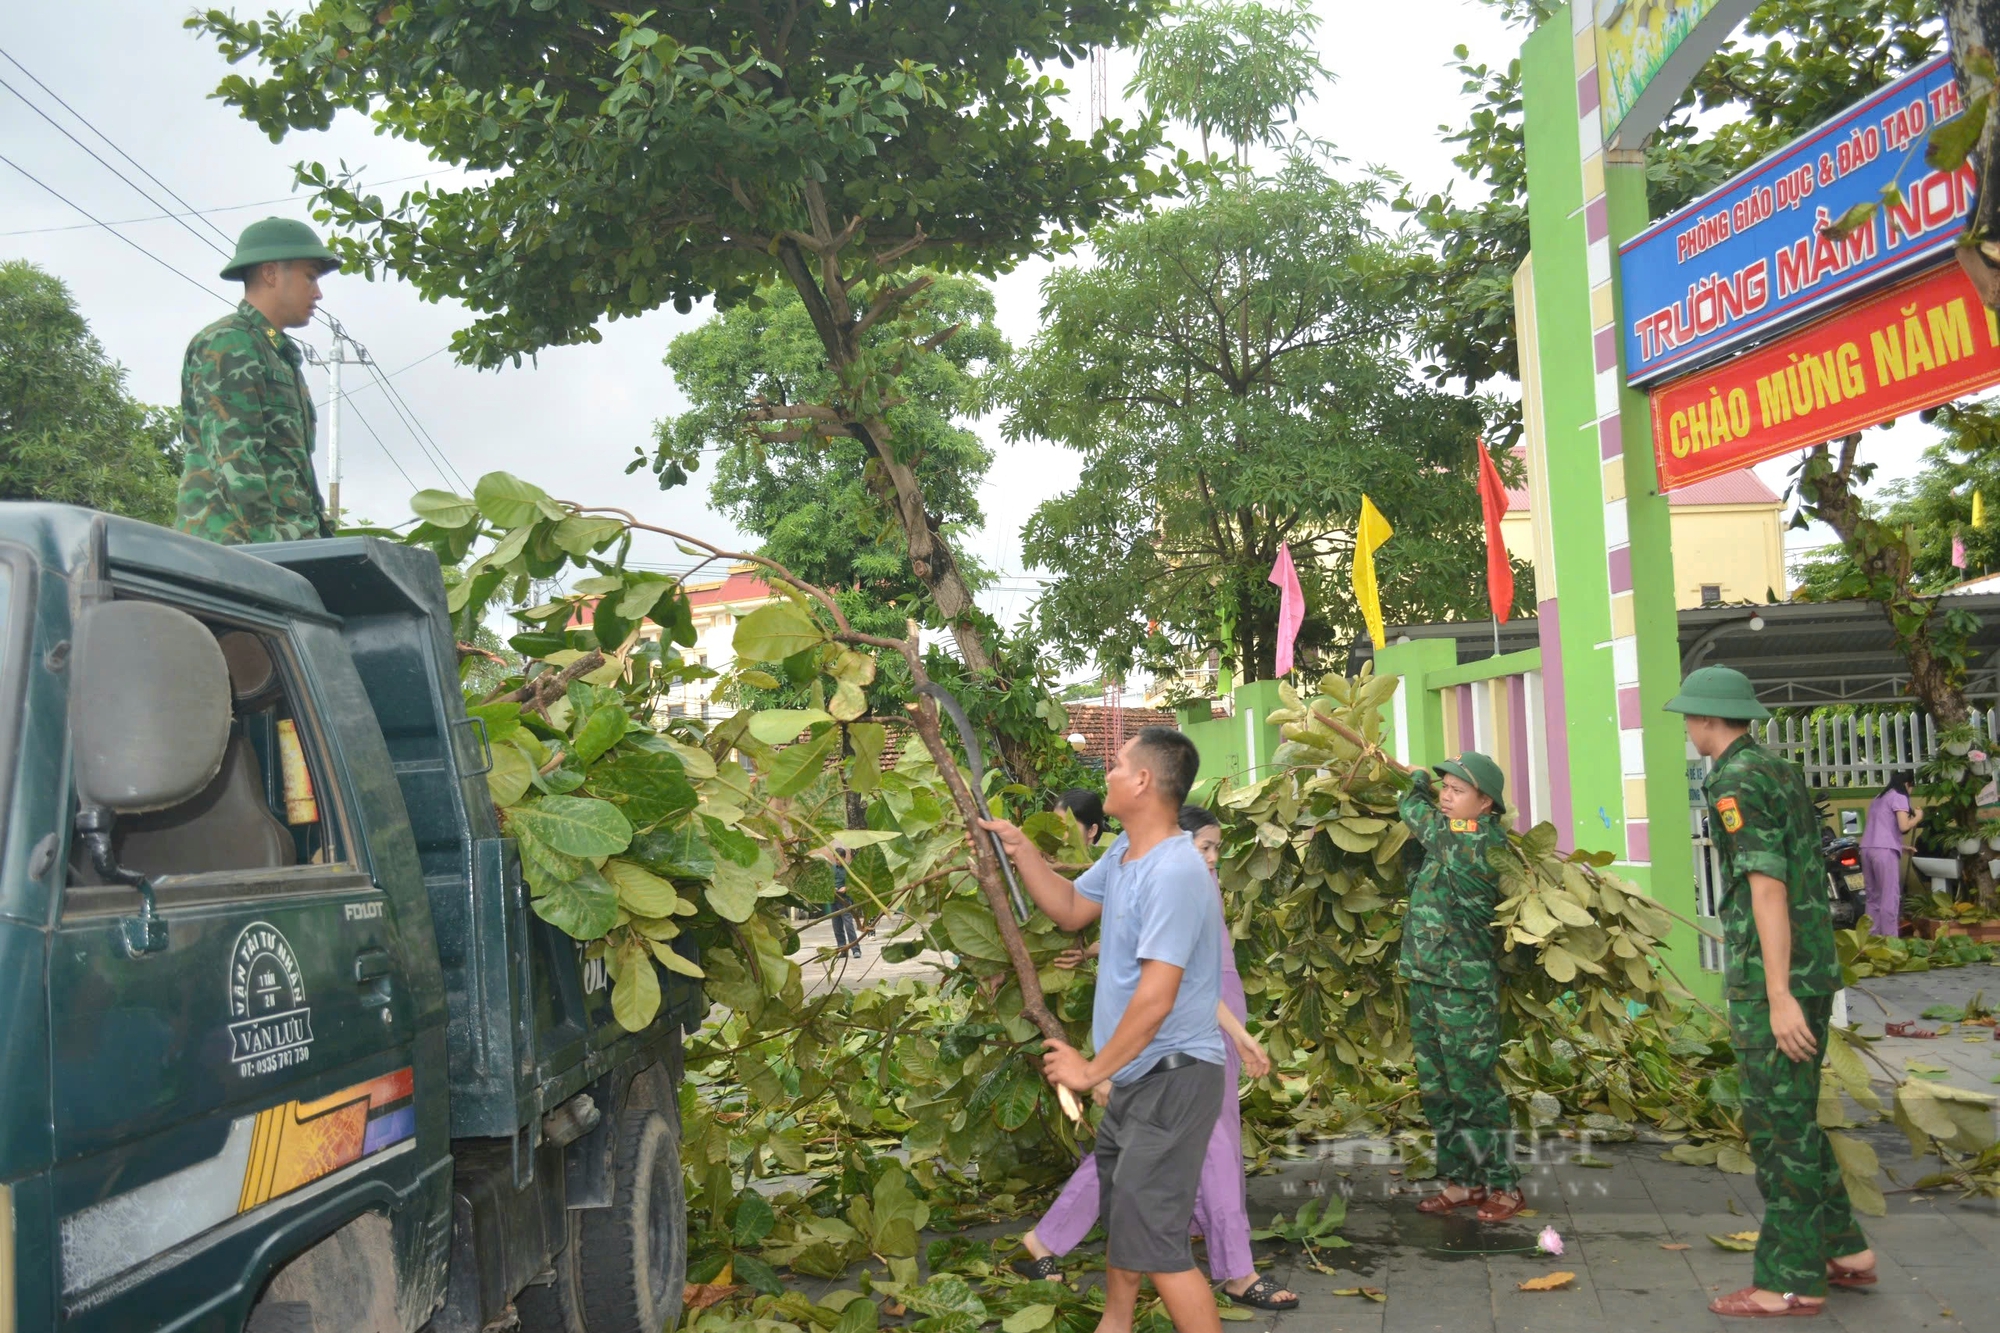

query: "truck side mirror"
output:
69 601 232 956
71 601 232 813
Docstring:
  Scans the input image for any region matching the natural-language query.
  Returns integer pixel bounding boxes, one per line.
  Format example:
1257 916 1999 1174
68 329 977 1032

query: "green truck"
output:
0 506 703 1332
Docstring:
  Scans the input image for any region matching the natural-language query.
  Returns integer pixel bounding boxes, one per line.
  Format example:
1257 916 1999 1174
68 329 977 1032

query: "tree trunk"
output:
1945 2 2000 306
1802 437 1992 907
771 227 1040 782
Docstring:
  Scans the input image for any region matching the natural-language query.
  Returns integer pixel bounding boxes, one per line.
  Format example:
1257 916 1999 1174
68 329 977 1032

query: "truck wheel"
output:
514 1229 585 1333
575 1106 685 1333
245 1301 316 1333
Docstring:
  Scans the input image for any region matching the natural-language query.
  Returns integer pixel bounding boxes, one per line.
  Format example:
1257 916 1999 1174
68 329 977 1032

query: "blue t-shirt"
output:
1075 831 1226 1085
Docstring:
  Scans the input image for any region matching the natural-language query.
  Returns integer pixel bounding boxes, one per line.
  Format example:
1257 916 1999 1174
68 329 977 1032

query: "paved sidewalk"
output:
1848 963 2000 1097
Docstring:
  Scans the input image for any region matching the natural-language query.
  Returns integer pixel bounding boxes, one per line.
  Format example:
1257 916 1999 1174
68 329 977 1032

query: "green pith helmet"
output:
1664 664 1771 721
219 218 339 281
1436 751 1505 806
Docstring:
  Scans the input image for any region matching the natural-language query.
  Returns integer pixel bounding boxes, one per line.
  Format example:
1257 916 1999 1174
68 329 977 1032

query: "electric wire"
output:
0 45 238 250
0 152 233 307
0 171 452 238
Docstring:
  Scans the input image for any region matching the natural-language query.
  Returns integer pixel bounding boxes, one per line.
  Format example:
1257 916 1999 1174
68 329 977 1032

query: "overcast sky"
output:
0 2 1935 631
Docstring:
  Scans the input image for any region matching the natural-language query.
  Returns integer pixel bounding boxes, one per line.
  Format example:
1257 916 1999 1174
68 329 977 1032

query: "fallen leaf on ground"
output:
1518 1272 1576 1291
1708 1232 1760 1251
1517 1208 1539 1217
1660 1243 1691 1251
1331 1288 1386 1302
1726 1199 1742 1215
683 1282 746 1313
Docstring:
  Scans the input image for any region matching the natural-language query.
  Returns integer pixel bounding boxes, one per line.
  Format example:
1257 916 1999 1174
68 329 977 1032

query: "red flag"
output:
1268 542 1305 677
1476 440 1515 623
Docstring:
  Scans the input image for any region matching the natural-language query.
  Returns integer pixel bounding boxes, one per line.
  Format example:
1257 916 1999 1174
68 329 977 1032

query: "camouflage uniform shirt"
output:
176 300 331 545
1397 771 1509 992
1704 734 1840 1001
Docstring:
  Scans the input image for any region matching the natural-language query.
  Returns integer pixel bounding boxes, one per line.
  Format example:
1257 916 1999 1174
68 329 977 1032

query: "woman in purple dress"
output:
1012 806 1299 1310
1860 771 1921 937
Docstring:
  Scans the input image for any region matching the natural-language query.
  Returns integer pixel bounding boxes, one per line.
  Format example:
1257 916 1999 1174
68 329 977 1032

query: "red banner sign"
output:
1650 259 2000 491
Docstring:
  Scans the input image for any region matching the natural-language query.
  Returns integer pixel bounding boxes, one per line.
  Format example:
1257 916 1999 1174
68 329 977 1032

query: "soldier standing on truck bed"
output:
177 217 340 545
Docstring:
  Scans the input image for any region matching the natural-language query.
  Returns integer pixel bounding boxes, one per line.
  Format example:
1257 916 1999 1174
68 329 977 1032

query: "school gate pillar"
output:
1517 3 1730 996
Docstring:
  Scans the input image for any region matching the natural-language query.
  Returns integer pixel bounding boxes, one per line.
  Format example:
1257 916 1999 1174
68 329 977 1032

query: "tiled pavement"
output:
770 944 1997 1330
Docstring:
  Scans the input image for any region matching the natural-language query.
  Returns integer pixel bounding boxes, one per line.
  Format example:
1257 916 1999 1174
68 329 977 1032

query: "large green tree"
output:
1001 153 1519 685
658 275 1001 710
0 261 180 523
1125 0 1327 162
195 0 1174 731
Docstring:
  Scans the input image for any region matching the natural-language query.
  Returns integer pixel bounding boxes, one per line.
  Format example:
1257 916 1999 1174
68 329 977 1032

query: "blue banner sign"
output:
1620 55 1972 387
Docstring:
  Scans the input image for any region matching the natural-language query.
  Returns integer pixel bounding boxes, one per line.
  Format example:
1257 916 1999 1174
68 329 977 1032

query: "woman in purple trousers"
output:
1861 771 1920 937
1012 807 1299 1310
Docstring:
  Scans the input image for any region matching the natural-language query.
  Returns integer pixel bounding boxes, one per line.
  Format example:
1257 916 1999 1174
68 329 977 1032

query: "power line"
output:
0 170 451 239
1 46 236 250
361 354 474 493
0 152 233 307
341 399 422 494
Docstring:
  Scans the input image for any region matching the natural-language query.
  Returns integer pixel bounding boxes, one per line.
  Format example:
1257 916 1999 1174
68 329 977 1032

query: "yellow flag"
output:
1353 495 1394 650
1975 489 1986 530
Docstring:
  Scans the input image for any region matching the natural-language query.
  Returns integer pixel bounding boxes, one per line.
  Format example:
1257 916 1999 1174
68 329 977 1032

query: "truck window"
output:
71 616 344 884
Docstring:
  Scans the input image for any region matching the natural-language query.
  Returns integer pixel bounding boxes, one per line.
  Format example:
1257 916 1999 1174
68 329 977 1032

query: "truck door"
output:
47 605 418 1327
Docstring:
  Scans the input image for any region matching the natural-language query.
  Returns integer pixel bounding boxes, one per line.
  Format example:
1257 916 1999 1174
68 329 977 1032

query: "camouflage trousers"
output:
1409 981 1519 1190
1730 993 1867 1296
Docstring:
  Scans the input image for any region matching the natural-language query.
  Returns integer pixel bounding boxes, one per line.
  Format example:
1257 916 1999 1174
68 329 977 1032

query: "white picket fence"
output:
1753 708 2000 790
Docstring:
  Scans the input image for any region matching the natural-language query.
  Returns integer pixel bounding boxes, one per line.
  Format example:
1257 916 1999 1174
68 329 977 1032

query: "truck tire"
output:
245 1301 317 1333
514 1236 584 1333
575 1106 685 1333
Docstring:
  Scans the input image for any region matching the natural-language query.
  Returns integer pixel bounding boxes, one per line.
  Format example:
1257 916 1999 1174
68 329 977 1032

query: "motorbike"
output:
1817 801 1865 929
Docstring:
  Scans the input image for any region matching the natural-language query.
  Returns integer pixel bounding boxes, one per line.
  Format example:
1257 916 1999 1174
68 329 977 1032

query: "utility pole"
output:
304 318 372 527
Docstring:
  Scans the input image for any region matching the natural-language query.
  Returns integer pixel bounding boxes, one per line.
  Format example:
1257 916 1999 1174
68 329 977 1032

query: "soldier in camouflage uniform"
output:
1398 750 1526 1222
1669 666 1875 1318
177 218 339 545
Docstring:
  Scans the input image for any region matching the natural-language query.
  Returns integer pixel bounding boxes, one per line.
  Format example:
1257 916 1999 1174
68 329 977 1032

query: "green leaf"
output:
474 471 557 528
829 679 868 721
569 704 628 765
485 740 536 807
617 579 672 621
412 488 479 528
734 1190 777 1247
628 820 714 878
994 1075 1040 1131
551 514 626 556
834 1298 882 1333
706 875 759 923
1927 92 1989 171
654 942 703 977
529 862 620 939
745 708 835 744
1001 1306 1054 1333
507 795 633 858
611 940 661 1029
605 858 678 915
764 726 841 799
847 722 886 794
1707 1231 1760 1252
940 899 1009 962
588 748 698 829
734 601 825 662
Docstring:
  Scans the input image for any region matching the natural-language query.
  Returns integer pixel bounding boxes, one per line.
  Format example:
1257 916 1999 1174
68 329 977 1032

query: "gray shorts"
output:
1094 1058 1225 1274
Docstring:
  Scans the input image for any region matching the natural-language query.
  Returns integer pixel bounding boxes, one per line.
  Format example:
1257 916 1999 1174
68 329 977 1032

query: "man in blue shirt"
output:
982 727 1225 1333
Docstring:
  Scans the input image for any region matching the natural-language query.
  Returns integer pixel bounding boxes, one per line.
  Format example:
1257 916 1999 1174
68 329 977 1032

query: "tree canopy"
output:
1001 154 1520 685
1126 0 1328 161
195 0 1179 709
658 275 1003 710
0 260 180 523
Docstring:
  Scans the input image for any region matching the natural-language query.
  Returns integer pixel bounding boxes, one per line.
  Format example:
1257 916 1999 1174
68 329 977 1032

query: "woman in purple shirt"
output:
1012 807 1299 1310
1860 771 1921 937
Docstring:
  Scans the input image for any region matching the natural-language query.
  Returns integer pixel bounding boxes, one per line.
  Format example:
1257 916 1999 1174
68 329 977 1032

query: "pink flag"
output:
1268 542 1305 677
1954 534 1969 569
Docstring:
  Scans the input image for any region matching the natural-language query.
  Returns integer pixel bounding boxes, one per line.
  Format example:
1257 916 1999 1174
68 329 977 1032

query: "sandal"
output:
1884 1020 1938 1039
1708 1287 1822 1318
1222 1275 1300 1311
1011 1254 1060 1281
1475 1189 1528 1222
1825 1260 1877 1289
1416 1185 1486 1214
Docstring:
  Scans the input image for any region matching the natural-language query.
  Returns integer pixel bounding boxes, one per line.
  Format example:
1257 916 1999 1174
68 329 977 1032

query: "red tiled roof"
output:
686 572 772 608
1502 448 1776 512
1064 703 1176 768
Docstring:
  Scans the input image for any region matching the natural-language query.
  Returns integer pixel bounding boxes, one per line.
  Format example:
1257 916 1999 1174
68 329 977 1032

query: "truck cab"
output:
0 507 700 1333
